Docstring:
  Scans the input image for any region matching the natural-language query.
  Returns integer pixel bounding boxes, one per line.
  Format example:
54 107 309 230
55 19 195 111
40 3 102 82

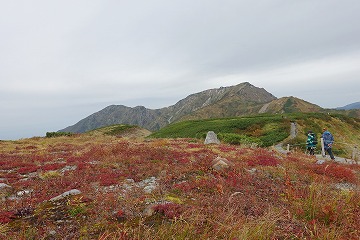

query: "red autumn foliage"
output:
153 203 183 219
98 171 123 186
0 211 16 224
0 135 359 239
41 163 66 171
247 149 279 166
311 164 356 182
17 166 39 175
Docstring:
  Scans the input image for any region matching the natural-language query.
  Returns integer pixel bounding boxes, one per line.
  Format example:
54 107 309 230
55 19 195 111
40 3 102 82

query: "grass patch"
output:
150 114 291 146
88 124 138 136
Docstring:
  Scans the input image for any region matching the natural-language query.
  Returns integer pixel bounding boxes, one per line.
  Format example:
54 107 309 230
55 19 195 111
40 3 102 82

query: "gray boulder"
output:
204 131 220 144
50 189 82 201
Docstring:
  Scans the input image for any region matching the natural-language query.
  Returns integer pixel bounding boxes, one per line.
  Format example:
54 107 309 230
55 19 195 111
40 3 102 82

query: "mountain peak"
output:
59 82 277 133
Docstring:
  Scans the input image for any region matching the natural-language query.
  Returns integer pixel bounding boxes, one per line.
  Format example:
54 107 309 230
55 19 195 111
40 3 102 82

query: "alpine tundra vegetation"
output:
1 113 360 239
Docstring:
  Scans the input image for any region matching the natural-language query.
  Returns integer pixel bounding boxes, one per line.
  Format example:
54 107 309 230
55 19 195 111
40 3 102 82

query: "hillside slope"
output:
151 112 360 158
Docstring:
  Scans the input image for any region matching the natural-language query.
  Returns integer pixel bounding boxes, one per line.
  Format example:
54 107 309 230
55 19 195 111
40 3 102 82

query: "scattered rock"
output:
50 189 82 201
334 182 357 191
0 183 11 190
16 189 33 197
316 160 325 165
143 185 156 194
212 157 233 171
88 160 101 165
139 177 157 193
204 131 220 144
60 165 77 173
245 168 257 175
114 177 158 195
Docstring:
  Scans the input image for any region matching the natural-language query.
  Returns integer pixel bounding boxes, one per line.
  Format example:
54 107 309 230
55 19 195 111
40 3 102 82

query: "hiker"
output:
322 128 335 160
306 130 317 155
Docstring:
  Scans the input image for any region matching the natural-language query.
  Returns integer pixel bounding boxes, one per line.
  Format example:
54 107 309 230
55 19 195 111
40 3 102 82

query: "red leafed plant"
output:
247 149 279 167
153 203 183 219
18 166 39 175
41 163 66 171
311 164 356 182
0 211 16 224
98 171 122 186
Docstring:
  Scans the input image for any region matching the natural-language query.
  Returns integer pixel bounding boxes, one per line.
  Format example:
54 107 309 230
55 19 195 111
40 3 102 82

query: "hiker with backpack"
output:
306 130 317 155
322 128 335 160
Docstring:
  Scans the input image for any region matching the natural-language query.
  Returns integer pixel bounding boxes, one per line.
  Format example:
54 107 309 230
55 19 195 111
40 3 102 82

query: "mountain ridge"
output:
58 82 349 133
60 82 277 133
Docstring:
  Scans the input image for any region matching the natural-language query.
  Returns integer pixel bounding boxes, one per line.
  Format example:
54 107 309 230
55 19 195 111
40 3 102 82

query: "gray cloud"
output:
1 0 360 140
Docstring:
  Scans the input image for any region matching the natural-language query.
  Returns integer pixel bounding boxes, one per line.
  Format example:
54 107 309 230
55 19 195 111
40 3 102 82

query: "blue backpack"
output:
322 131 334 145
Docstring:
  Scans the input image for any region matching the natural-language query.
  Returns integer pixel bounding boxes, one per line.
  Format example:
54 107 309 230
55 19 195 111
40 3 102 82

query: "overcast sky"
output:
1 0 360 140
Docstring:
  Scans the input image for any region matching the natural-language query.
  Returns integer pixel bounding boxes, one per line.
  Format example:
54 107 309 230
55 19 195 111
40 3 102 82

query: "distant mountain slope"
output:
60 105 163 133
336 102 360 110
59 82 276 133
258 96 323 114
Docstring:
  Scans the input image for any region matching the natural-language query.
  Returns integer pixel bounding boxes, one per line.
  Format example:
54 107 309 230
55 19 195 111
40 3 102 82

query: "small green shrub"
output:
104 125 137 135
46 132 73 138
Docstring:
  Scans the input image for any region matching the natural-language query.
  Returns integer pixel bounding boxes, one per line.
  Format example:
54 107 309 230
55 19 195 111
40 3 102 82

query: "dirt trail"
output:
315 154 358 164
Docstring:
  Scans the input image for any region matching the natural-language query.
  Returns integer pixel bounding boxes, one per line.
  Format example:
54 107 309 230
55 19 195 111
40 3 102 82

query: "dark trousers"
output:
325 147 335 160
307 146 315 155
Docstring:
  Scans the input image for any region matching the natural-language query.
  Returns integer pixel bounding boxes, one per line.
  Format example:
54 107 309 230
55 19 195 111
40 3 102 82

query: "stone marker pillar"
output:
321 137 325 157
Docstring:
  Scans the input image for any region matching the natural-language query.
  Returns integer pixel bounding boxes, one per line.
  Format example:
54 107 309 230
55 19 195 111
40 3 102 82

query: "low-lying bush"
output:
46 131 73 138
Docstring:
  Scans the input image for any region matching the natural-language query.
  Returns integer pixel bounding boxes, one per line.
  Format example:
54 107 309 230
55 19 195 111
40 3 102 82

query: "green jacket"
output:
306 133 316 147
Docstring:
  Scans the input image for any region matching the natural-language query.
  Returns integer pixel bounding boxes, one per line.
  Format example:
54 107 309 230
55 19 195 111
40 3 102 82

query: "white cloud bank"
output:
1 0 360 140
